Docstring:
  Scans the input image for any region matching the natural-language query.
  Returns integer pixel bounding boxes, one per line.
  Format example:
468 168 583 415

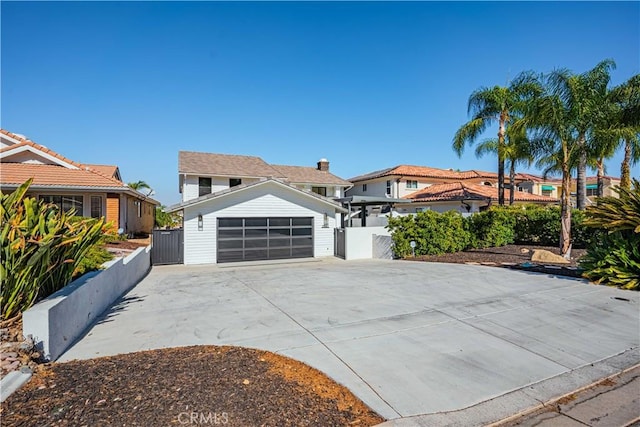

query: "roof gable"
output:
167 178 347 213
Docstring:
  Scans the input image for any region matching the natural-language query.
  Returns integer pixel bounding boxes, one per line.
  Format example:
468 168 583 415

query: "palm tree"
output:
474 124 534 205
550 60 615 209
453 72 540 205
608 75 640 190
127 180 153 196
524 73 581 256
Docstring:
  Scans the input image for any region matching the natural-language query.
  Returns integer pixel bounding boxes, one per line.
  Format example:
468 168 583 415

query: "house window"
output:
229 178 242 187
40 195 83 215
199 177 212 197
362 184 367 192
386 180 391 195
90 196 103 218
406 180 418 189
586 187 598 197
311 186 327 196
541 190 552 197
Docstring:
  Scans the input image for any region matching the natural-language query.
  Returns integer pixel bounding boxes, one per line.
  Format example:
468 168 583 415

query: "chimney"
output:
317 158 329 172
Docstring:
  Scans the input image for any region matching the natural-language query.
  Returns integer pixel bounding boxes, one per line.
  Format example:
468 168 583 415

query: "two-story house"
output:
168 151 350 265
0 129 159 235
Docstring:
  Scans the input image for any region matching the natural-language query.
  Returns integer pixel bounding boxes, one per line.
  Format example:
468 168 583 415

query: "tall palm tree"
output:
608 75 640 190
474 125 534 205
550 60 615 209
453 72 540 205
524 73 581 256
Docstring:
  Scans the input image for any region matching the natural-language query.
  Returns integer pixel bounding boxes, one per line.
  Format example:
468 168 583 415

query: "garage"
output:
168 179 347 265
217 217 313 263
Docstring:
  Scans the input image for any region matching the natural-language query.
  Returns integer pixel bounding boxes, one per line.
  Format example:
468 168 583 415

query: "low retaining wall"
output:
23 246 151 361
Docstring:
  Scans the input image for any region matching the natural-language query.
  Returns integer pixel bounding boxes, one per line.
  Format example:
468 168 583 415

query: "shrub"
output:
1 180 108 320
73 245 115 278
387 210 471 257
580 180 640 290
467 206 516 248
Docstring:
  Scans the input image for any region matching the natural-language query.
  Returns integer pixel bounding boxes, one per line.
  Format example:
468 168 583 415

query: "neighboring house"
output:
0 129 159 234
168 151 350 264
346 165 506 199
517 174 622 204
396 182 558 214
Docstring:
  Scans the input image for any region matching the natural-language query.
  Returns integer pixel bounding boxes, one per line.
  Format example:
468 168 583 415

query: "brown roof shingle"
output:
404 182 558 203
179 151 351 186
271 165 351 186
178 151 286 178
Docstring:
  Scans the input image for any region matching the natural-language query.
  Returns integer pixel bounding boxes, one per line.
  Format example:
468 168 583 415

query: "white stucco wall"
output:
395 201 486 214
182 182 338 265
344 226 391 260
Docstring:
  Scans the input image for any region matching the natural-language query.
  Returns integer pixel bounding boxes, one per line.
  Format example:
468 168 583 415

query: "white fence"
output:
23 246 151 361
343 226 391 260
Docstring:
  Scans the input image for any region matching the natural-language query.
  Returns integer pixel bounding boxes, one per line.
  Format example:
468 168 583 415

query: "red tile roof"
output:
85 164 121 180
1 163 128 189
349 165 504 182
404 182 558 203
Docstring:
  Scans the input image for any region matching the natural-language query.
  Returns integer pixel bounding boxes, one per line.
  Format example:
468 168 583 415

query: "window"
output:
386 180 392 195
40 195 83 215
541 190 552 197
586 188 598 197
362 184 367 192
137 201 142 217
90 196 103 218
311 186 327 196
199 177 212 197
229 178 242 187
406 180 418 189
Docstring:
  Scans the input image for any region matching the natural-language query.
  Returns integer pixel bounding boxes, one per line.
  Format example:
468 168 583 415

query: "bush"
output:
467 206 516 248
580 180 640 290
1 180 108 320
73 245 115 278
387 210 471 257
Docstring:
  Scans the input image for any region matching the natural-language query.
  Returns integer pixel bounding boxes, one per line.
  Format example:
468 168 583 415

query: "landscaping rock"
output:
520 248 530 254
531 249 570 264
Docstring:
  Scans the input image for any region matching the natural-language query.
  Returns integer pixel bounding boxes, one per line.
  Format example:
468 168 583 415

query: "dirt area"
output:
406 245 587 277
1 346 384 427
0 317 42 379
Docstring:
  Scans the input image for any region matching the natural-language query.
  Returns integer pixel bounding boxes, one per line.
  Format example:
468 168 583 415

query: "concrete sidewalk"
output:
59 259 640 423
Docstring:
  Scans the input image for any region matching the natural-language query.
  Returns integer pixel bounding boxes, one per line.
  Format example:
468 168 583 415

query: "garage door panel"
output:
217 217 313 263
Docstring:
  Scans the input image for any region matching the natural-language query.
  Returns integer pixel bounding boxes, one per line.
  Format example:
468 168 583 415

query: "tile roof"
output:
271 164 351 186
179 151 285 178
404 182 558 203
178 151 351 186
0 163 128 189
85 164 120 180
348 165 500 182
1 130 83 169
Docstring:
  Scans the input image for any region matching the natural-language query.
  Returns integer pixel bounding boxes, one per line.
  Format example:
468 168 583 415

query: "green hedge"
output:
386 204 590 258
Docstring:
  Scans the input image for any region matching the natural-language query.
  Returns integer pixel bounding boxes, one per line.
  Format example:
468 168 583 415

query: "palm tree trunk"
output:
597 159 605 198
509 161 515 205
560 155 572 256
576 134 587 210
620 138 632 190
497 114 506 206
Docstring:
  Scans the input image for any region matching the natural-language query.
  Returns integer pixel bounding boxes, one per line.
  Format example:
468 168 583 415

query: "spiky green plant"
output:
580 179 640 290
1 180 108 320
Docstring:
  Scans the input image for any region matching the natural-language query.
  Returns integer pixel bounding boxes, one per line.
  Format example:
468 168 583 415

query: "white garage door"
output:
217 217 314 263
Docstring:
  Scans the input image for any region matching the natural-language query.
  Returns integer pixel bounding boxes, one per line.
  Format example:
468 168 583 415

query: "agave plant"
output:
580 179 640 290
1 180 107 320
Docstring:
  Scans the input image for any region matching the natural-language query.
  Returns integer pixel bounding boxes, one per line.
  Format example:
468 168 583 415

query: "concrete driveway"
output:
60 259 639 423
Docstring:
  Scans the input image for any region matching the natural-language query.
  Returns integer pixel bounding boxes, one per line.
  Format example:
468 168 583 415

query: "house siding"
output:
182 183 337 265
182 174 261 202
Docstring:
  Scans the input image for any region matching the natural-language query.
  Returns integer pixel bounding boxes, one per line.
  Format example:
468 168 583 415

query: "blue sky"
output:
2 1 638 205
